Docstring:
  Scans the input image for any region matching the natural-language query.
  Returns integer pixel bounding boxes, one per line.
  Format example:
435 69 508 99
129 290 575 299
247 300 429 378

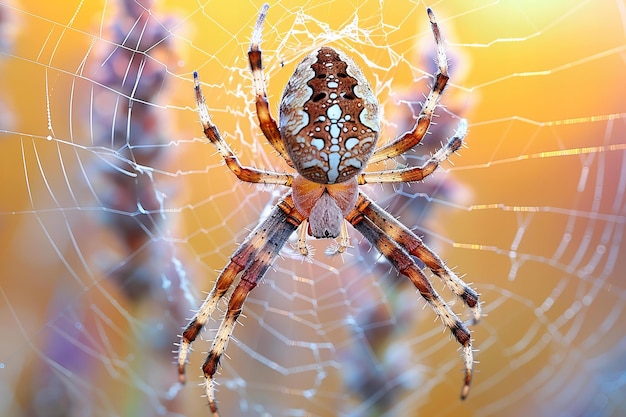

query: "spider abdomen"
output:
279 46 380 184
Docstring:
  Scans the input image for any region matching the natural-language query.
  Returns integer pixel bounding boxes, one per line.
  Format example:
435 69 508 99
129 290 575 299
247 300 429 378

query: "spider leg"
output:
248 3 294 168
369 8 449 164
354 192 480 323
359 119 466 184
178 194 303 414
347 203 474 399
194 71 293 185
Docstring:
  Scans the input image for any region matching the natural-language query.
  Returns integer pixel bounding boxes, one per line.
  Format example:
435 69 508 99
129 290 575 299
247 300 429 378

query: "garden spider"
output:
178 4 481 415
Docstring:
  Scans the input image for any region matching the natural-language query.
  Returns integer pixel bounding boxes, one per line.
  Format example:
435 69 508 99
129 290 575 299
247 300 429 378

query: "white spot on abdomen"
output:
327 103 342 120
345 137 359 150
327 153 340 183
311 138 324 150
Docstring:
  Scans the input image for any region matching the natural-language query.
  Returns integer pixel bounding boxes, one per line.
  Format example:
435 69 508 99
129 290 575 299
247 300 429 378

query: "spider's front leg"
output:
178 194 304 415
346 194 478 399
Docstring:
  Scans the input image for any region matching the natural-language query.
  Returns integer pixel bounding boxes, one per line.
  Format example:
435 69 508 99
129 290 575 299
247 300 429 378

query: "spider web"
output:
1 0 625 416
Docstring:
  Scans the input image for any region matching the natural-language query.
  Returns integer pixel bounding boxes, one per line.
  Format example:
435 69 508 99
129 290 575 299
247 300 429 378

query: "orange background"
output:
1 1 625 416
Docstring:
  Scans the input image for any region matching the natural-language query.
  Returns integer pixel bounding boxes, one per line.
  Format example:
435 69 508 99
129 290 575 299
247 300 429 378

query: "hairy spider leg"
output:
194 71 293 186
347 205 475 399
179 195 303 415
369 7 450 164
248 3 294 168
358 118 467 184
355 192 481 323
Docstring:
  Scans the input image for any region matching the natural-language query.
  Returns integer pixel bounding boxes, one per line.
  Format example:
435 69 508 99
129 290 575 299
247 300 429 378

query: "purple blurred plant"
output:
24 1 190 416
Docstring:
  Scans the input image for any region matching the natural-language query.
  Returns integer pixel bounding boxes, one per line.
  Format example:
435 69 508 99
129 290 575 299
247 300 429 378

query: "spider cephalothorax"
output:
178 4 481 416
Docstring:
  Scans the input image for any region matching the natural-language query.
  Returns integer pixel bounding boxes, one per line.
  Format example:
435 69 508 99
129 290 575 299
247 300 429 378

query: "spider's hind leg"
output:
248 3 294 168
369 7 450 164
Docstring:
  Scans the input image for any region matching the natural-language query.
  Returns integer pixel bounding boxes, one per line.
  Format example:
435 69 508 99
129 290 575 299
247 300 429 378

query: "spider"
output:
178 4 481 415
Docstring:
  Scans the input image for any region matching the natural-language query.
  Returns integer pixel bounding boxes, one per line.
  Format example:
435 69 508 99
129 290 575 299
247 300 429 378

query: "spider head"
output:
291 175 359 239
308 191 343 238
279 46 379 185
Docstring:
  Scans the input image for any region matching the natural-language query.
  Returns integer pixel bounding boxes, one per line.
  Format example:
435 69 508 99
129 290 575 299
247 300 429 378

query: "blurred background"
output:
1 0 625 416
